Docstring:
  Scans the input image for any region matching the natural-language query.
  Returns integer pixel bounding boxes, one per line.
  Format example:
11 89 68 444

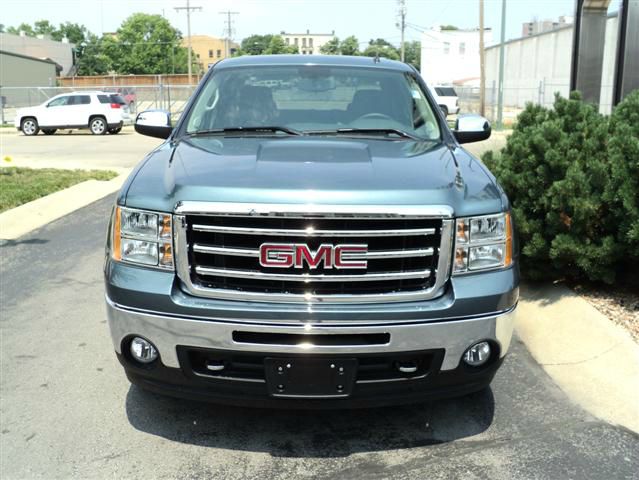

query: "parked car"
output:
14 91 132 136
428 85 460 116
108 87 136 108
105 55 517 408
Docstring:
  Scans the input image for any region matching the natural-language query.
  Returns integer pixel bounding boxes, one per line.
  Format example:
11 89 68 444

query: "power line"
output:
175 0 202 84
219 10 239 57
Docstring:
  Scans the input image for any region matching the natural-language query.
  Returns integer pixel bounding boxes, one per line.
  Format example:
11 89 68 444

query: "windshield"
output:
184 66 441 141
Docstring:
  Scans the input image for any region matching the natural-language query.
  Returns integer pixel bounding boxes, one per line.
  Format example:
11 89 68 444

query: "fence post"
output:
538 80 543 105
0 85 4 126
167 84 172 117
491 80 497 122
159 76 164 111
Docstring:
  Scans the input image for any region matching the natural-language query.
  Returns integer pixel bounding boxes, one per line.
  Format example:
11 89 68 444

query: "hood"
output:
122 136 504 217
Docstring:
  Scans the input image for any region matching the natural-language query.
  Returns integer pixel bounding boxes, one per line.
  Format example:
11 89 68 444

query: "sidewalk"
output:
0 172 128 240
517 282 639 433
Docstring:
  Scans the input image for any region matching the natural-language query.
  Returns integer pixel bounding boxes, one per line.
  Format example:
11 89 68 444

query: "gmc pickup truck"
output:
104 55 519 408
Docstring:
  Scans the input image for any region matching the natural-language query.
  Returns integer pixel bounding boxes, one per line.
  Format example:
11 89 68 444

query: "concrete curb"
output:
518 283 639 433
0 172 128 240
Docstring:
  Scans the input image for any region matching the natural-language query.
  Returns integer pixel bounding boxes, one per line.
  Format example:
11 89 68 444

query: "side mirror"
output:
135 110 173 139
453 114 491 144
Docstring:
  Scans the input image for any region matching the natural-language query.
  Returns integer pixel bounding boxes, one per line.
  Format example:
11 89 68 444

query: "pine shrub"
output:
482 91 639 284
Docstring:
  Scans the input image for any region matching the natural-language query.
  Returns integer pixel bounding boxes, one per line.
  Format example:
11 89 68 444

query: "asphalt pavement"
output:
0 127 163 170
1 195 638 479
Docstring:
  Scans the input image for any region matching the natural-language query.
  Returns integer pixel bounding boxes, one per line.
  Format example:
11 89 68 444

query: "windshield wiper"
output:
188 126 302 136
307 128 423 141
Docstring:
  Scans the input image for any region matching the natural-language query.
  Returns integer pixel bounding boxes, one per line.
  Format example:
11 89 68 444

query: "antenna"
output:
175 0 202 85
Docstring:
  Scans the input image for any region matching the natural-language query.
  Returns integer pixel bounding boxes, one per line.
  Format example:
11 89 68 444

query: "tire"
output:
21 118 39 136
42 129 57 135
108 127 122 135
89 117 107 135
439 105 449 117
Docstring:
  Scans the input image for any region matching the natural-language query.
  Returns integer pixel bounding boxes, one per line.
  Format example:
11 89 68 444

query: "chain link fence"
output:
0 85 197 125
1 81 616 127
453 80 572 126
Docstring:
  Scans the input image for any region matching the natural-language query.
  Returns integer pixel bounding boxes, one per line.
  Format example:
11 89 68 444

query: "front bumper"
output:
106 296 516 407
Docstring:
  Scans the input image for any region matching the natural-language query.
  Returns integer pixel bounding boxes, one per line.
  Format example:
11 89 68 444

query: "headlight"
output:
112 206 173 269
453 213 513 274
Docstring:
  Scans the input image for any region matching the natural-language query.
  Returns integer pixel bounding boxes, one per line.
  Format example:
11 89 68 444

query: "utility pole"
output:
497 0 507 128
175 0 202 85
219 10 239 58
397 0 407 62
479 0 486 117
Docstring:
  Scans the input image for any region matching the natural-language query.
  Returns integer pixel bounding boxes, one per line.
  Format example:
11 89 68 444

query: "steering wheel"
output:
355 113 394 122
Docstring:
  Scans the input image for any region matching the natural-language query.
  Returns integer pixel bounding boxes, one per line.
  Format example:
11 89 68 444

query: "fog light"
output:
463 341 491 367
130 337 158 364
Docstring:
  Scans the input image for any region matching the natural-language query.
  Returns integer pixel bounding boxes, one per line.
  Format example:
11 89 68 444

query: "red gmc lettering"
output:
294 244 333 269
259 244 368 269
260 244 294 268
334 245 368 269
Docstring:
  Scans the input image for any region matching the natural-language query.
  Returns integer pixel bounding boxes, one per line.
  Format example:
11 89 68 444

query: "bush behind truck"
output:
482 91 639 285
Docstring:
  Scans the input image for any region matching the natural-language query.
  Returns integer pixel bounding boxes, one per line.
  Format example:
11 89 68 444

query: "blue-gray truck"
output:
104 55 519 408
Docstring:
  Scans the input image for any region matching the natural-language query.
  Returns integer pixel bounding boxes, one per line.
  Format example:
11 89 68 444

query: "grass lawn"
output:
0 167 118 213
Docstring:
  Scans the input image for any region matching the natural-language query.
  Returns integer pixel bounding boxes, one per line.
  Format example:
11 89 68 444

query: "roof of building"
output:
0 49 58 65
488 10 617 50
216 54 413 71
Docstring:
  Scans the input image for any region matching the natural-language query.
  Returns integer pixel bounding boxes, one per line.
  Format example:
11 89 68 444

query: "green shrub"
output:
482 91 639 284
605 91 639 255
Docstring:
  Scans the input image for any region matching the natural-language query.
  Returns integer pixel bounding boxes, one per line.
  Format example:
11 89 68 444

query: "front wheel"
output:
439 105 449 117
42 129 57 135
21 118 39 136
108 127 122 135
89 117 107 135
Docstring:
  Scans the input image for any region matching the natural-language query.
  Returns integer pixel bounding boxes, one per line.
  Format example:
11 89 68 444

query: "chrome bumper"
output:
106 297 516 371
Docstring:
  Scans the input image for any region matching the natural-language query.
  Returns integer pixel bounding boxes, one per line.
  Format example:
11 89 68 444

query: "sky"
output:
1 0 582 46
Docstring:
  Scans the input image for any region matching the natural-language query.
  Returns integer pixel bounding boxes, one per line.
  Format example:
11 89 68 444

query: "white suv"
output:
14 91 132 136
428 85 460 117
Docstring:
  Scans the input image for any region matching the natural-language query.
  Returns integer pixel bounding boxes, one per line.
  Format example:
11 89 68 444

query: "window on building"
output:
217 49 222 58
309 38 313 47
459 42 465 54
285 38 290 45
302 50 306 55
294 38 298 46
208 49 214 58
302 38 307 47
443 42 450 54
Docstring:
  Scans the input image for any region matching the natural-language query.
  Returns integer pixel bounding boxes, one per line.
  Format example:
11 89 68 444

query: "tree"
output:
6 23 35 36
320 37 340 55
238 34 297 55
440 25 459 30
53 22 88 45
362 38 400 60
403 40 421 69
76 33 112 75
109 13 191 74
240 34 274 55
340 36 360 56
264 35 298 54
34 20 56 37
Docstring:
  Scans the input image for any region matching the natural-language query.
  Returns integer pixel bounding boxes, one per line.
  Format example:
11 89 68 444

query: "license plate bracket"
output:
264 357 357 398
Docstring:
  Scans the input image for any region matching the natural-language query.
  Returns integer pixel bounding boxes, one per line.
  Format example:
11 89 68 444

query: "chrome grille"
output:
174 202 454 303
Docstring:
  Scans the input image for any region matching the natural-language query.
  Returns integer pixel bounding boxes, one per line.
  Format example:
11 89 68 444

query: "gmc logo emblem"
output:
259 244 368 269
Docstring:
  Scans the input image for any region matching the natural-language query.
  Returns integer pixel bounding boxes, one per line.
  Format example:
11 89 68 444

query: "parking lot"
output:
0 127 163 171
1 127 638 479
0 124 509 171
